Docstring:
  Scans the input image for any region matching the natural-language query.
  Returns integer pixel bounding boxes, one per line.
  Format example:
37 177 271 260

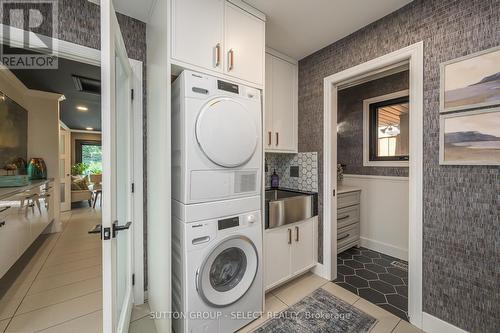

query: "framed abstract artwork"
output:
440 46 500 113
439 108 500 165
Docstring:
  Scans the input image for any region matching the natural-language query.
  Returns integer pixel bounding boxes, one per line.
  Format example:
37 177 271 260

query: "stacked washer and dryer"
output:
171 70 263 333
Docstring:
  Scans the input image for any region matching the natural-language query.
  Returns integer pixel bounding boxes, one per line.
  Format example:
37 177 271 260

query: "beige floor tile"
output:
237 293 288 333
0 318 10 332
271 272 328 306
43 253 101 267
393 319 424 333
50 242 101 256
37 310 102 333
28 266 102 294
38 258 102 278
5 291 102 332
352 298 400 333
321 282 360 305
129 316 157 333
17 277 102 315
131 303 152 322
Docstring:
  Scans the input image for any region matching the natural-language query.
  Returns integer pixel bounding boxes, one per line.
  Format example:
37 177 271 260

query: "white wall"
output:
341 174 409 260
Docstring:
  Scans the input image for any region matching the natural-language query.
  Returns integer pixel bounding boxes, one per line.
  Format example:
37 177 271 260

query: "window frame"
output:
363 90 410 167
75 139 102 164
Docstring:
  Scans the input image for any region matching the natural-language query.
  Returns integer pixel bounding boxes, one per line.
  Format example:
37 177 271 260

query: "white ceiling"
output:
112 0 155 23
243 0 413 60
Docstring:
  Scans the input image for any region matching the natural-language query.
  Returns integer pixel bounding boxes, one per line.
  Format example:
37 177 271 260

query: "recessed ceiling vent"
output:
72 75 101 95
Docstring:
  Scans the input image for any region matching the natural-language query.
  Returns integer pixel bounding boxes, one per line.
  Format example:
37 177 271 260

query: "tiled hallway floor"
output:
0 207 102 333
335 247 409 321
132 272 422 333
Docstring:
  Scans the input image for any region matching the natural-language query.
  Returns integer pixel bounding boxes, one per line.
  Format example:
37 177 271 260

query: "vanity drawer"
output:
337 205 360 229
337 223 359 249
338 191 360 209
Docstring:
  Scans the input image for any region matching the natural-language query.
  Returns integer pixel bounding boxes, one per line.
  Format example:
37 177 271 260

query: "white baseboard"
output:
360 237 408 261
422 312 469 333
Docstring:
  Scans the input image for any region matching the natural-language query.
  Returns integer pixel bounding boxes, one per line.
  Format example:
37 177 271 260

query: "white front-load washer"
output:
172 70 262 205
172 208 263 333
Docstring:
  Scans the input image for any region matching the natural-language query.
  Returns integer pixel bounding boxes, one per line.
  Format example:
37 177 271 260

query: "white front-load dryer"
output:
172 209 263 333
172 70 262 204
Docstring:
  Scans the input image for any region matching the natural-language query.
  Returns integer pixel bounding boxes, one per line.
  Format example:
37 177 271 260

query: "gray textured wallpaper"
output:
298 0 499 331
337 71 409 177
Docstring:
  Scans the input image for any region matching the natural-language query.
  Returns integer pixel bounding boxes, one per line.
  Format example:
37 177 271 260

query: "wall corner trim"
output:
422 312 469 333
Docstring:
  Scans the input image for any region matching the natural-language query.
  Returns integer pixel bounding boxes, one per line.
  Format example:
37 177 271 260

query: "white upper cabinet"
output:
224 2 265 85
265 50 298 153
171 0 265 86
171 0 225 72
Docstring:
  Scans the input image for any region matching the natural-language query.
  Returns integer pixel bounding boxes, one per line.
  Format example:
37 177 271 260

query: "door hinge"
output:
132 274 135 286
131 183 135 193
131 89 134 100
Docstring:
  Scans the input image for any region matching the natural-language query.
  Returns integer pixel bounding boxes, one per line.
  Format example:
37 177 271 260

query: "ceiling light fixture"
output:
86 127 94 131
76 106 88 111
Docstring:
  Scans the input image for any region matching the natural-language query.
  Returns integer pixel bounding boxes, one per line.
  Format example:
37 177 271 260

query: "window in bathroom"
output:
363 91 410 167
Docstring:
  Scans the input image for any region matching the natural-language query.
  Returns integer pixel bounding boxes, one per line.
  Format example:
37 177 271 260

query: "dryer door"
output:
196 97 258 168
197 236 258 307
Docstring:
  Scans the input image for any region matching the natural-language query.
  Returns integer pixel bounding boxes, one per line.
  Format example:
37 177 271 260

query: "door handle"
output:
276 132 279 146
268 131 272 146
228 49 234 71
113 221 132 237
287 228 292 244
295 226 299 242
215 43 221 67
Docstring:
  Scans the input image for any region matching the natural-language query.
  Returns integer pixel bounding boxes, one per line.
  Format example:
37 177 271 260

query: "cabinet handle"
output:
338 214 350 221
287 228 292 244
295 226 299 242
337 233 350 241
276 132 279 146
268 131 272 146
215 43 221 67
0 221 5 228
0 206 11 213
228 49 234 71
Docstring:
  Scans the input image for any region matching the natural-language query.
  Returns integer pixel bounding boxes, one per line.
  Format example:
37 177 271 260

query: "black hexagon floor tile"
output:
343 259 364 269
345 275 369 288
338 264 355 276
355 268 378 280
335 247 408 321
358 288 386 304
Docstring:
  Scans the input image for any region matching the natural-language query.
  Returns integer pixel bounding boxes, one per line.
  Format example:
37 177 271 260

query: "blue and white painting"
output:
443 48 500 111
443 109 500 164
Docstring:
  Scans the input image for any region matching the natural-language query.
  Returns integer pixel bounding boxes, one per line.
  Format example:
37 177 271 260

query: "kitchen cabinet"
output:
264 217 317 290
0 180 55 278
265 51 298 152
171 0 265 86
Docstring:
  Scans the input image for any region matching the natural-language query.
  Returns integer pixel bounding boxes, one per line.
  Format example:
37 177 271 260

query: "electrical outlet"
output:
290 166 299 177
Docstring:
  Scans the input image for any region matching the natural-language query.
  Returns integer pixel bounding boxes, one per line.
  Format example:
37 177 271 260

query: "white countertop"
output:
338 185 361 194
0 179 53 200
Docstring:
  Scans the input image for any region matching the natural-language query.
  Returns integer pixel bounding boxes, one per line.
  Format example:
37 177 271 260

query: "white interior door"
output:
101 1 135 332
59 127 71 212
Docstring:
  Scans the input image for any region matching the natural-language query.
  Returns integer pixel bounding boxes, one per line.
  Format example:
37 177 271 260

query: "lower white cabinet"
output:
264 217 317 290
0 181 54 278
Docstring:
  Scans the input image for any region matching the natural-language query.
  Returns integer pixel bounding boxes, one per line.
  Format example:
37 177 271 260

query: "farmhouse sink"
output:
265 188 318 229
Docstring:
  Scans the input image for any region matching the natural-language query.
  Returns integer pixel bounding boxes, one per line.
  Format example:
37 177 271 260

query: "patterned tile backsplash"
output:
265 152 318 192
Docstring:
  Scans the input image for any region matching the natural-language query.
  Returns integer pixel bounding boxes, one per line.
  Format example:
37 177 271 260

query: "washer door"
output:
197 236 258 307
196 98 258 168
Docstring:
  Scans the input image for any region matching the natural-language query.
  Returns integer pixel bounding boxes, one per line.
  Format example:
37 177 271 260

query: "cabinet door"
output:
264 227 291 289
0 208 22 277
172 0 224 72
271 56 297 152
291 218 316 275
264 53 274 148
224 2 265 85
